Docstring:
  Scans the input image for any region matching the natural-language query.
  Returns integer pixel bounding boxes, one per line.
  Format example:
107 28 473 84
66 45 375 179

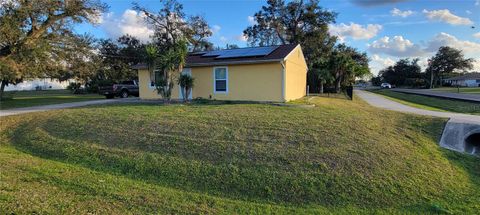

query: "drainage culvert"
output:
465 132 480 155
439 119 480 156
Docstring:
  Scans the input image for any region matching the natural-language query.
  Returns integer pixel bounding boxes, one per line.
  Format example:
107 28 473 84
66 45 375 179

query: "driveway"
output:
355 90 480 124
391 88 480 103
0 98 139 117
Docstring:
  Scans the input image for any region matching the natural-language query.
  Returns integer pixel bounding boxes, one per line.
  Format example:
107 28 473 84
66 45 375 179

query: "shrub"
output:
66 82 84 94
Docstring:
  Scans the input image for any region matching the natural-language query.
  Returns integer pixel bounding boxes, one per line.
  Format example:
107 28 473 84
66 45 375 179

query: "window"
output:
150 70 162 87
214 67 228 93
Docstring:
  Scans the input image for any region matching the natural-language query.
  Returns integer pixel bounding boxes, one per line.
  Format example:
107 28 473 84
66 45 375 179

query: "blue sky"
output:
75 0 480 74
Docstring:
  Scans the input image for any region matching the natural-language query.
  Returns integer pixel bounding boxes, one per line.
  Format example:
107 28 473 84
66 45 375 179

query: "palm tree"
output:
317 68 334 94
145 44 158 86
178 74 195 102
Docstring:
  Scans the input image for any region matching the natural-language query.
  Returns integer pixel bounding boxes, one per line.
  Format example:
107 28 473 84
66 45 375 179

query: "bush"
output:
66 82 85 94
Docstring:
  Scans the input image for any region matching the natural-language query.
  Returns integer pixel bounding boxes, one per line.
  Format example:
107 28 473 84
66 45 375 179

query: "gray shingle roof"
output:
445 73 480 81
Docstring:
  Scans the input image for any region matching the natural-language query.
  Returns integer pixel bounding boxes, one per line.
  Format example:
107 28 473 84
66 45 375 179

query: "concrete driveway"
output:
0 98 139 117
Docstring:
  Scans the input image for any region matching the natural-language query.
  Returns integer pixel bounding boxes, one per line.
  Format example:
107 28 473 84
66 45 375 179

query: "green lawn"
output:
371 89 480 115
429 87 480 94
0 90 103 110
1 97 479 214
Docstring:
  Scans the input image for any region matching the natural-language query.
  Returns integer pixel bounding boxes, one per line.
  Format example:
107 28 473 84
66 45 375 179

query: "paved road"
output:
0 98 138 117
355 90 480 124
391 88 480 102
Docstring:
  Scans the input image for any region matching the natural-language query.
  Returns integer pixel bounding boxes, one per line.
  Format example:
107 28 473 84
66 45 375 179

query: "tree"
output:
313 66 334 93
379 58 422 87
371 76 382 86
322 44 370 93
243 0 338 92
178 73 194 102
426 46 474 88
225 44 240 49
0 0 108 99
135 0 191 101
153 40 188 101
96 35 144 82
188 15 213 52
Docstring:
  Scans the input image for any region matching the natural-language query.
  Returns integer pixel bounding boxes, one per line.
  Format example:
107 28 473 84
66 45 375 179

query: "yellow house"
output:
135 44 307 102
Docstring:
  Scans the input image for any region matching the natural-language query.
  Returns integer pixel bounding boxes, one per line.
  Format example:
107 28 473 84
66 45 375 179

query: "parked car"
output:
381 83 392 89
98 80 139 99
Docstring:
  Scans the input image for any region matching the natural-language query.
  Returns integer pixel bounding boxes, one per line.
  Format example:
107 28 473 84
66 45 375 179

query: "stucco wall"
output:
139 63 283 102
138 70 181 99
192 63 283 102
284 46 308 101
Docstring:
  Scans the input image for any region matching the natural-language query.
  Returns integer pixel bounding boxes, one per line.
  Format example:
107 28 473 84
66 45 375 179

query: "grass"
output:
0 90 103 110
371 89 480 115
1 96 479 214
429 87 480 94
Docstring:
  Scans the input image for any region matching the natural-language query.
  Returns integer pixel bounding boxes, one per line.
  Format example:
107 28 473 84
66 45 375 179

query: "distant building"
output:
5 78 74 91
444 73 480 87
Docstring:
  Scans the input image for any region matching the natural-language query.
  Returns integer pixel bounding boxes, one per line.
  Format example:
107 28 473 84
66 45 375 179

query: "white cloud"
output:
329 23 382 41
423 9 473 26
425 32 480 54
211 25 221 34
247 16 257 25
472 60 480 72
219 36 228 43
474 32 480 39
390 8 414 17
368 35 425 57
476 0 480 6
368 33 480 72
370 54 396 75
235 34 248 42
466 10 472 15
101 9 153 42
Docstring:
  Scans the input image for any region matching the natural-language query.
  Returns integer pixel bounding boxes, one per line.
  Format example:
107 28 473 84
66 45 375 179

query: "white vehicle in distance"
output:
381 83 392 89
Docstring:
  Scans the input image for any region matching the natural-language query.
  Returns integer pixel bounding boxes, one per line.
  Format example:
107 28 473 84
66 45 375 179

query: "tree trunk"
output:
185 87 191 102
0 80 7 101
180 86 186 102
320 81 324 94
335 76 341 93
430 71 434 89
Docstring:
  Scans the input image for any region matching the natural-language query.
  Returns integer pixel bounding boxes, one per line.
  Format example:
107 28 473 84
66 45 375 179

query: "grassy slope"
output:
0 90 103 110
430 87 480 94
371 89 480 115
1 97 479 214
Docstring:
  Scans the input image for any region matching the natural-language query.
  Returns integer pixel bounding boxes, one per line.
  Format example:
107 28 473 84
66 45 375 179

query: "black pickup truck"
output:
98 80 139 99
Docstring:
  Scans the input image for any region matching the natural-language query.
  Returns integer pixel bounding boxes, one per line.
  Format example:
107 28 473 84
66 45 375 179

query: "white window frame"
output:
213 66 228 94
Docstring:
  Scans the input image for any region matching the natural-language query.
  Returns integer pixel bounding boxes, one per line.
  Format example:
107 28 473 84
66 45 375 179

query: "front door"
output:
179 68 193 99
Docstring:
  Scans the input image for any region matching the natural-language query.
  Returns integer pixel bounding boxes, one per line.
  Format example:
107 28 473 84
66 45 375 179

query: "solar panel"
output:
200 46 279 59
215 46 278 59
202 50 224 57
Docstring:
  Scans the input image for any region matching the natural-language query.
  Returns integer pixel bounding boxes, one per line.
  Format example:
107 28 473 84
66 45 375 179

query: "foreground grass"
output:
371 89 480 115
0 90 103 110
430 87 480 94
1 97 479 214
